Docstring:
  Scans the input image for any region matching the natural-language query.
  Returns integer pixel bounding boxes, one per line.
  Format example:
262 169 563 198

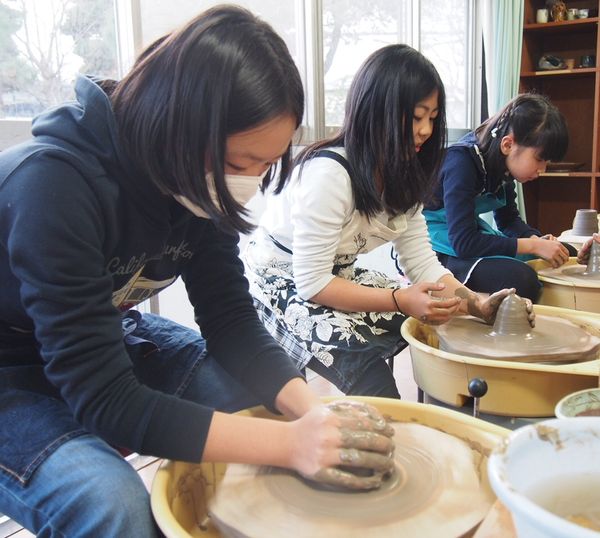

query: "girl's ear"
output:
499 134 514 156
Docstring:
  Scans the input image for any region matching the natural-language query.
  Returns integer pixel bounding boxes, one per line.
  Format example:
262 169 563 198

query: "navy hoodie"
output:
0 75 301 462
426 132 540 258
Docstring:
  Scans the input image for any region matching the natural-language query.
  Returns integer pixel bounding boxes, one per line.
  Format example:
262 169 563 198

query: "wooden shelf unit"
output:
520 0 600 235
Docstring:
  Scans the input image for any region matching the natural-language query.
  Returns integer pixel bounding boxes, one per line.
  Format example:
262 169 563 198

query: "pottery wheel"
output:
538 265 600 282
556 265 600 280
209 423 493 537
435 315 600 364
539 240 600 282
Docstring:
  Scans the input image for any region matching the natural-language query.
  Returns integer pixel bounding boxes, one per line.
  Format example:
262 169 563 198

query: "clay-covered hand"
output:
531 236 570 268
394 282 461 325
288 400 395 490
456 287 536 328
577 233 600 265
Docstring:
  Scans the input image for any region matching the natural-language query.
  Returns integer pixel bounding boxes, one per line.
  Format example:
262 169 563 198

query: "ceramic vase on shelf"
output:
546 0 567 21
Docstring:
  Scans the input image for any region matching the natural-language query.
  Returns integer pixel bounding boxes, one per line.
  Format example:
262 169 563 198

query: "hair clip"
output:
491 127 498 139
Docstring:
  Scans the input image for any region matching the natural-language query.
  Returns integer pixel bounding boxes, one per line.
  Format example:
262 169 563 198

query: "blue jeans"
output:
0 313 260 537
2 435 160 537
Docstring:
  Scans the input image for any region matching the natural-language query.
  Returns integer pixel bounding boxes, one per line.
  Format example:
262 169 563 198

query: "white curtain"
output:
480 0 527 221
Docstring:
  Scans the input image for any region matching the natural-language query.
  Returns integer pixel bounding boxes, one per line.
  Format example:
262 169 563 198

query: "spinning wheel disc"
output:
558 265 600 280
209 423 493 537
435 315 600 364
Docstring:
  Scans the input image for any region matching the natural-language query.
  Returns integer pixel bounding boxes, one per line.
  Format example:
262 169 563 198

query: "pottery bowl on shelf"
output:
555 388 600 418
488 418 600 538
572 209 599 237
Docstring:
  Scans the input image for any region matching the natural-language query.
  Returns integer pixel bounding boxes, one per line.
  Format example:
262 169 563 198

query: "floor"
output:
1 347 417 537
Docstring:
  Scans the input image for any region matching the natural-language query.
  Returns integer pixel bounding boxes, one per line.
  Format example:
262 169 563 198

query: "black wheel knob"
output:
468 378 488 399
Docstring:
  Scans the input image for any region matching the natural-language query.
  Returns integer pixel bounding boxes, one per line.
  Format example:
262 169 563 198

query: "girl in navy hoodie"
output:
0 6 394 536
424 93 575 302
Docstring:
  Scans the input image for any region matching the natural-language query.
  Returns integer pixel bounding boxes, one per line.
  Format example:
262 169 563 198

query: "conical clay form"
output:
490 293 532 337
553 239 600 280
585 240 600 275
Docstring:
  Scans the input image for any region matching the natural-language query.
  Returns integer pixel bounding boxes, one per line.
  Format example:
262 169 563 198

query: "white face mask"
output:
174 170 268 218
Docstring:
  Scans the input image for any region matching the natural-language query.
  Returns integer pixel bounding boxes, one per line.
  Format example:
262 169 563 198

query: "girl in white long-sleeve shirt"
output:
245 44 519 398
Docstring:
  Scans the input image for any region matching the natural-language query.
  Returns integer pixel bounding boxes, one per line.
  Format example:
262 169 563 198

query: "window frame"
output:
0 0 482 147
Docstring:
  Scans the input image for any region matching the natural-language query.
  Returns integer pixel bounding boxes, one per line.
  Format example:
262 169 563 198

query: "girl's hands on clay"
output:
395 282 461 325
456 287 535 328
530 236 570 268
288 400 395 490
577 233 600 265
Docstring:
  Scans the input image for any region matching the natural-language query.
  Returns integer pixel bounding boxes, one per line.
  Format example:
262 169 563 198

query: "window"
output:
321 1 413 127
0 0 477 142
0 0 119 118
420 0 473 129
320 0 473 131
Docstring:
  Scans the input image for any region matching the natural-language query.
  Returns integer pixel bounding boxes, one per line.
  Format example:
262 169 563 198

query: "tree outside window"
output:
0 0 118 119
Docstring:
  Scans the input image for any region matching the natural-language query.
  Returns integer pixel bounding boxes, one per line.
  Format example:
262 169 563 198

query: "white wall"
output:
0 120 32 150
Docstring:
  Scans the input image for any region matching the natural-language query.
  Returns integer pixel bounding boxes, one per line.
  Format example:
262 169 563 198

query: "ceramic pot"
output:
572 209 598 236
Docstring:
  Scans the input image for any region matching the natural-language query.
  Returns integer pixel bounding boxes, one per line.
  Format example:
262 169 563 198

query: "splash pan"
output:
401 305 600 417
529 259 600 313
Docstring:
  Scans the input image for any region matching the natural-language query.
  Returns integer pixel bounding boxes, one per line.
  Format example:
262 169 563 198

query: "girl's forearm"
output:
275 377 321 419
310 276 398 312
517 237 535 255
202 379 319 466
434 274 480 315
202 411 293 467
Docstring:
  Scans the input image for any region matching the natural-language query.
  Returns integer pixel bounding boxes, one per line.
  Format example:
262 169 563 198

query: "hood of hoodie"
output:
452 131 511 195
29 75 171 229
452 131 488 189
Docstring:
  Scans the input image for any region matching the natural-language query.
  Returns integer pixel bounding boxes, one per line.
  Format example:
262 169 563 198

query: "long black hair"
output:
292 44 446 217
475 93 568 186
111 5 304 233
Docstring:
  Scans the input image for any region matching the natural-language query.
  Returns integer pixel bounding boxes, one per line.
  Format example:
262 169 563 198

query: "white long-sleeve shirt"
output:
248 148 450 300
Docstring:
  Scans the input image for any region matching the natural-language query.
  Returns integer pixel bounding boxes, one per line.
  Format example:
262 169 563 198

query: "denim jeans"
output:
0 313 260 537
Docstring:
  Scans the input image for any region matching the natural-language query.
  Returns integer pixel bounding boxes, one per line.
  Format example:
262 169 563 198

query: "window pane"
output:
138 1 299 61
322 0 471 129
420 0 470 128
322 0 411 126
0 0 118 119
